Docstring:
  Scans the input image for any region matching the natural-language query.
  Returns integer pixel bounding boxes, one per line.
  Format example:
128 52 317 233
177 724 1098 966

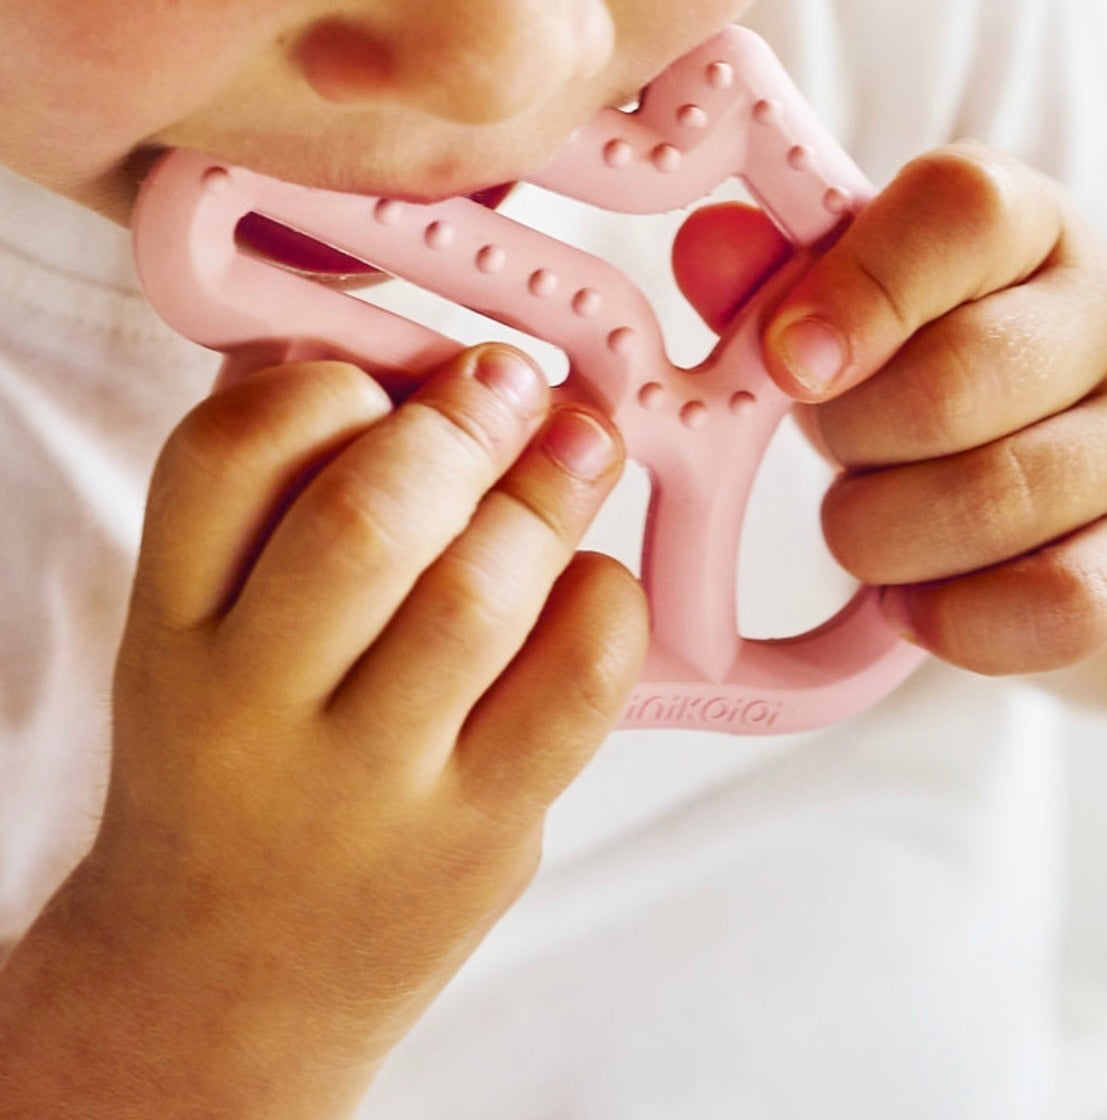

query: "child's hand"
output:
675 142 1107 677
2 346 646 1116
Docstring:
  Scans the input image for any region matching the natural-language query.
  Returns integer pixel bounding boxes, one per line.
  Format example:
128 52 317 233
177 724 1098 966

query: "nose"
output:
294 0 616 124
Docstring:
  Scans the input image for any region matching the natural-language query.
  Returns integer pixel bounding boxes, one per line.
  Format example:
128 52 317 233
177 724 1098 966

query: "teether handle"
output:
533 23 870 245
134 160 464 397
132 27 926 736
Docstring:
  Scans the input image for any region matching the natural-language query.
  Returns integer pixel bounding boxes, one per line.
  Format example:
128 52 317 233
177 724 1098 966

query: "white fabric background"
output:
0 0 1105 1115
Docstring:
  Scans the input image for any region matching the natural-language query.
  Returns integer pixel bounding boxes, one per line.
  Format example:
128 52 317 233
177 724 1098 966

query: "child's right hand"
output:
0 345 647 1117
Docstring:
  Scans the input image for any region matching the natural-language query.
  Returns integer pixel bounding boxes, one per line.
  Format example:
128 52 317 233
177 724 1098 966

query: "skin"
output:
0 0 746 220
675 151 1107 677
1 0 1106 1114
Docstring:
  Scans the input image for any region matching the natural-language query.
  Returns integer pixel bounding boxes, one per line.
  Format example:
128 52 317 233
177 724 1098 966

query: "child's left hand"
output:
674 141 1107 677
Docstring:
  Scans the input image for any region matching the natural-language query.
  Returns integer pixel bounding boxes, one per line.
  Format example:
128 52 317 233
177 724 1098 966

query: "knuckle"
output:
157 362 387 487
557 567 645 721
900 320 983 451
820 477 889 582
411 399 495 465
308 360 394 418
149 404 257 524
963 441 1041 557
836 327 980 464
417 553 509 642
159 395 251 484
405 390 519 480
304 463 406 568
1027 547 1107 666
935 542 1107 675
898 302 1048 456
566 646 631 726
497 486 576 554
901 144 1016 239
822 454 1014 585
915 437 1053 577
847 248 914 336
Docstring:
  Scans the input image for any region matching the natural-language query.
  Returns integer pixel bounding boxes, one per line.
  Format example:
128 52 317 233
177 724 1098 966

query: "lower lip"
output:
235 182 516 277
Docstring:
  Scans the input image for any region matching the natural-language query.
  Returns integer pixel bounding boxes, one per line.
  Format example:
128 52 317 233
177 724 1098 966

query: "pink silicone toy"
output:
132 26 924 735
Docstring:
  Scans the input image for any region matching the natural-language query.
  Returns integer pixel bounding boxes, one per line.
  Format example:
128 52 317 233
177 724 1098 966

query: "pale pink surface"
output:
133 27 924 734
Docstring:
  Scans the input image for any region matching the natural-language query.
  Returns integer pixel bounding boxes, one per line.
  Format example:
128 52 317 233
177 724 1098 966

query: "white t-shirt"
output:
0 0 1104 1115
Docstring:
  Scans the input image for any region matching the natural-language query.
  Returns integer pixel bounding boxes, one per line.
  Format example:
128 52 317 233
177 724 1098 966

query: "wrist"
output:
0 852 376 1118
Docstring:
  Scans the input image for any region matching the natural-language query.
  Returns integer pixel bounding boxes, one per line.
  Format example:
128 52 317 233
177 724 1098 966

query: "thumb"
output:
672 203 792 336
759 144 1068 404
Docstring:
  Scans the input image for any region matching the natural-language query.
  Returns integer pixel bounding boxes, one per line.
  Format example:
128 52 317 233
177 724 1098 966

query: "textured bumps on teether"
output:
132 27 924 735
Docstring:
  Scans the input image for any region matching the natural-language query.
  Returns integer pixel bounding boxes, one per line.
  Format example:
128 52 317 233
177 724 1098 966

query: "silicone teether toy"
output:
132 26 925 735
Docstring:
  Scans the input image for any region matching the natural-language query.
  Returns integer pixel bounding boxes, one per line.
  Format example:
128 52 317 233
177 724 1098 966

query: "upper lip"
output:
131 141 520 207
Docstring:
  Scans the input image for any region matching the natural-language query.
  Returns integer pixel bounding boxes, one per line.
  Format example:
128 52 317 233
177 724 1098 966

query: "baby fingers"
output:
135 360 393 628
326 405 632 771
216 345 553 705
823 393 1107 585
881 519 1107 675
452 551 648 824
824 393 1107 673
811 255 1107 469
763 143 1073 402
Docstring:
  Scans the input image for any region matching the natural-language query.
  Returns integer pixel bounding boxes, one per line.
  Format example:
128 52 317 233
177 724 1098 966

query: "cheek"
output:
0 0 286 184
606 0 750 84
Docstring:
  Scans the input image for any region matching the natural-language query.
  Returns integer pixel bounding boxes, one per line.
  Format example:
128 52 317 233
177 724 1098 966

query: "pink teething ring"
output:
133 26 924 735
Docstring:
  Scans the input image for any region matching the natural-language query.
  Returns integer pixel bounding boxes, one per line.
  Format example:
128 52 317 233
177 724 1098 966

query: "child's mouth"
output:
234 182 516 285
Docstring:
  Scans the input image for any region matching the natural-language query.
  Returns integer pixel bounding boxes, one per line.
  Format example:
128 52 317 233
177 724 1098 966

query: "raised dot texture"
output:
572 288 602 317
652 144 682 173
604 139 633 169
677 104 708 129
528 269 558 298
681 401 710 430
752 98 782 125
424 221 454 250
729 391 756 415
788 145 814 171
638 383 666 410
824 187 852 214
374 199 403 225
607 327 636 355
706 61 734 90
476 245 506 274
202 167 231 194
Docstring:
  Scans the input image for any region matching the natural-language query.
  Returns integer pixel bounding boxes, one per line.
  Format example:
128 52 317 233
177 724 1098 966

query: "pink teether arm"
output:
133 26 924 735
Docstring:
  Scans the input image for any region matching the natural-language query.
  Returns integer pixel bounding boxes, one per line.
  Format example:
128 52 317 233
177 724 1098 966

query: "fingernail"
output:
773 316 849 395
542 408 619 480
880 587 918 644
474 347 545 414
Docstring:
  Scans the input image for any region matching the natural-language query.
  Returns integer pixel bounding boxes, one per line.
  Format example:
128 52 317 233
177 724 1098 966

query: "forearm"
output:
0 859 377 1120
